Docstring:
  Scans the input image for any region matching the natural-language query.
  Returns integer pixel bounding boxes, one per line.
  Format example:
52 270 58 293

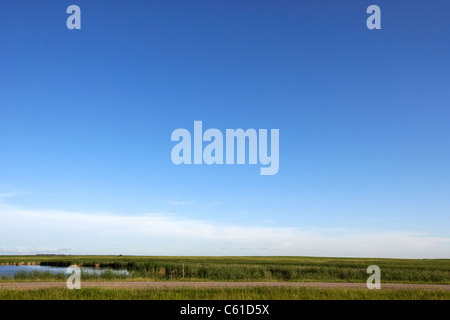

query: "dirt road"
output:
1 281 449 290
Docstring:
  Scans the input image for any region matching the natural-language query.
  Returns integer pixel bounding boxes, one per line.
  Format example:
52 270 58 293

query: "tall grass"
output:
0 287 448 300
1 256 449 284
37 261 450 283
0 270 131 282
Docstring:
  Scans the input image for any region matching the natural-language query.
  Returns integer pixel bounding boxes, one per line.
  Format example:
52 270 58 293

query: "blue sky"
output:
1 0 449 257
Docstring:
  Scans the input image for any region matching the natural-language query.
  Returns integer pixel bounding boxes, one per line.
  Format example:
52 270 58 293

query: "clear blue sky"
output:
1 0 449 257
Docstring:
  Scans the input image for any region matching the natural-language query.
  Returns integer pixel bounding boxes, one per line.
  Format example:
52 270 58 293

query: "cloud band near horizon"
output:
0 202 449 258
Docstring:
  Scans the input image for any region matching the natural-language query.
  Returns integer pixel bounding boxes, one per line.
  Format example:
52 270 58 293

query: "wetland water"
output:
0 265 128 277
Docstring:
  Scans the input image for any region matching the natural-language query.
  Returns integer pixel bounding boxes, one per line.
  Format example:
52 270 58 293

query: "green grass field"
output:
0 287 448 300
1 256 449 284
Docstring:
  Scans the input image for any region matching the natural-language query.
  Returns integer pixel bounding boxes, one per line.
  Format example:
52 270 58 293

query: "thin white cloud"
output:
0 247 76 255
0 202 449 258
0 191 22 199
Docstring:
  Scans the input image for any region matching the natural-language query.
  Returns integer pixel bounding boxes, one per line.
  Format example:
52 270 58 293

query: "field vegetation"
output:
1 256 449 284
0 286 448 300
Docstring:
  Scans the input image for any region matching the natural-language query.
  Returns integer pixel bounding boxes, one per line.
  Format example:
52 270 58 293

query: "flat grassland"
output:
1 256 449 283
0 287 449 300
0 256 449 300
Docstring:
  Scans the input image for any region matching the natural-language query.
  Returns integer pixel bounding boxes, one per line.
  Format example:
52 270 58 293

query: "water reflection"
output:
0 265 128 277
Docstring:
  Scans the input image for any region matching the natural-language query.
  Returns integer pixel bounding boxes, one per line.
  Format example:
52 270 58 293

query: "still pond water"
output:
0 265 128 277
